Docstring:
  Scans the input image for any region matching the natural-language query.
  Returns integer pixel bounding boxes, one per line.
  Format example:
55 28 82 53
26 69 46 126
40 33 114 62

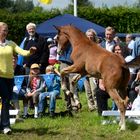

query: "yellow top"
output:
0 40 30 78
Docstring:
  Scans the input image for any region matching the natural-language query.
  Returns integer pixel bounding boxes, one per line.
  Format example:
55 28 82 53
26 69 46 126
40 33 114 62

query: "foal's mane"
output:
60 25 88 41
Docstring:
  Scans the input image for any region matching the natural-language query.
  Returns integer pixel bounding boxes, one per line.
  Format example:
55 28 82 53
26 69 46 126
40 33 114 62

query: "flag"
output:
39 0 52 4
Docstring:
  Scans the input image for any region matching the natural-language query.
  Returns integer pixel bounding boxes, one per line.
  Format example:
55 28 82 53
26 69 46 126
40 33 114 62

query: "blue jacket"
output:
58 44 73 64
43 74 61 93
132 39 140 58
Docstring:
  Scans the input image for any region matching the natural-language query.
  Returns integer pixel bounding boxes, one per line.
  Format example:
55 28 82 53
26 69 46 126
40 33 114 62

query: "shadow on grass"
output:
21 110 74 119
12 127 60 136
127 120 139 131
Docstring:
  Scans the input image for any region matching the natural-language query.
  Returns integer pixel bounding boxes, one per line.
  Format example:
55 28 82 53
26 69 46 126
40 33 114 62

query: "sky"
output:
33 0 138 10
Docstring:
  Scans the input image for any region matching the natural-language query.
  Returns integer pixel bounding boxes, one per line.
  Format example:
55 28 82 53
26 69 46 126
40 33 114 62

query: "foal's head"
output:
54 25 70 54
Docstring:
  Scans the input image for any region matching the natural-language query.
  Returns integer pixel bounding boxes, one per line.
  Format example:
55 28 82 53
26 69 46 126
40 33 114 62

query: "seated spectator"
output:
131 84 140 111
11 54 27 120
38 65 61 118
112 44 137 109
23 63 46 118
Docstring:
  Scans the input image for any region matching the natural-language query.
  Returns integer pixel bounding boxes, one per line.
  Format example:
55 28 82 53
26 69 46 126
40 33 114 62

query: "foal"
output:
55 25 140 130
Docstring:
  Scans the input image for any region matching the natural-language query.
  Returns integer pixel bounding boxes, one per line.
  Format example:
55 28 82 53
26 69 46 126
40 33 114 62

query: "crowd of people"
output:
1 21 140 135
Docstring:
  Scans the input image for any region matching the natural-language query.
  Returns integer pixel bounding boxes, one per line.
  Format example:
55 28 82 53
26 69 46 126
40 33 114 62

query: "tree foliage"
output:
133 0 140 8
0 0 34 13
12 0 34 13
0 3 140 44
0 0 14 9
70 0 92 7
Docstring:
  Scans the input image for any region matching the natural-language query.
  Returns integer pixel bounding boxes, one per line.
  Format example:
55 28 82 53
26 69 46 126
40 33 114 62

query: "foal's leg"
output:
60 65 81 104
61 65 81 90
71 74 82 84
107 88 126 131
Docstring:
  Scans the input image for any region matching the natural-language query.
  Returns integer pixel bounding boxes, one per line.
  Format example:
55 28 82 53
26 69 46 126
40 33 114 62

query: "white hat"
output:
47 38 53 42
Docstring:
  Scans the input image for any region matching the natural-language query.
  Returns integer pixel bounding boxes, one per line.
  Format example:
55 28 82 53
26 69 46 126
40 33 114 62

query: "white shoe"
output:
3 127 12 134
101 120 111 125
34 114 38 118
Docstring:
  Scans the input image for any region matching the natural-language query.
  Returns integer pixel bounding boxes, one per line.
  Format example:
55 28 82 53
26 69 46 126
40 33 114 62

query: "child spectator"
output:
23 63 46 118
11 54 27 120
38 65 61 118
47 38 58 66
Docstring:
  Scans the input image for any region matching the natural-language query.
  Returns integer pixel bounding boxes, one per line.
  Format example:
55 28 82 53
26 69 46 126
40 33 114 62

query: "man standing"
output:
84 28 98 111
18 22 49 74
58 43 81 114
101 26 116 52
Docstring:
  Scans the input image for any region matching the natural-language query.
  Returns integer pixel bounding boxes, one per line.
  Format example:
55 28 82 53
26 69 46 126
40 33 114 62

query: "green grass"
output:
0 92 140 140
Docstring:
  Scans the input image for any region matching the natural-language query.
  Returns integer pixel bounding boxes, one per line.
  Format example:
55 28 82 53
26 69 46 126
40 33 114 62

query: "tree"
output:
133 0 140 8
70 0 92 7
0 0 34 13
63 0 93 15
12 0 34 13
0 0 14 9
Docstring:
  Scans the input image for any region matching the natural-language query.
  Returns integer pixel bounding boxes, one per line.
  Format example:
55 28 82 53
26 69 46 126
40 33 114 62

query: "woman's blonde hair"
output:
85 28 98 42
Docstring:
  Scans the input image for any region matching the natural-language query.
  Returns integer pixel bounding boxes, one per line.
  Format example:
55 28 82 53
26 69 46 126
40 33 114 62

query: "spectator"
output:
0 22 36 134
84 28 98 111
47 37 58 66
11 54 27 121
113 36 121 45
58 43 82 114
38 65 61 118
113 44 137 109
125 34 135 54
132 38 140 58
18 22 50 74
100 26 116 52
131 88 140 111
97 26 117 113
23 63 46 118
95 79 110 115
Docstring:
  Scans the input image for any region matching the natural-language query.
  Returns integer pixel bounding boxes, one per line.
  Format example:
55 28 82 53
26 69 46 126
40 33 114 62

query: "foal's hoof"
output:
77 103 82 110
71 79 77 85
118 126 126 131
61 85 67 91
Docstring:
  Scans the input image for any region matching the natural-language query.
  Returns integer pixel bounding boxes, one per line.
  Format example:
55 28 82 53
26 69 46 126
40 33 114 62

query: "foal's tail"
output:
126 55 140 68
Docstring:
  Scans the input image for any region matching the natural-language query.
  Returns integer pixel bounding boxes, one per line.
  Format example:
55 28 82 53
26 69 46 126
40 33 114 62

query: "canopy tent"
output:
36 14 105 38
116 33 140 38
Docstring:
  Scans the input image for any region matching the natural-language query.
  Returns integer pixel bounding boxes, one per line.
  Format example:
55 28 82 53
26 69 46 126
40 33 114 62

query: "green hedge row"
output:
78 6 140 33
0 6 140 44
0 8 61 44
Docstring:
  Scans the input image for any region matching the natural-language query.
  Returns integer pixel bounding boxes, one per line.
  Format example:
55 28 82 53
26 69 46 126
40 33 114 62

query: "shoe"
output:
50 111 55 118
16 117 24 122
89 107 96 112
67 110 73 117
34 114 38 118
101 120 111 125
3 128 12 135
38 113 43 118
77 103 82 110
23 115 28 119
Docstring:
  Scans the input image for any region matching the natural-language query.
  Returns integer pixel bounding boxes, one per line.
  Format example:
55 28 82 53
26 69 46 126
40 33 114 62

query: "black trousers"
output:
95 87 110 116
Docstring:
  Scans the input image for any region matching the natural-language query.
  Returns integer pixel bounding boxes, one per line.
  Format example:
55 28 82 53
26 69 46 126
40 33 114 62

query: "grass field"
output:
0 92 140 140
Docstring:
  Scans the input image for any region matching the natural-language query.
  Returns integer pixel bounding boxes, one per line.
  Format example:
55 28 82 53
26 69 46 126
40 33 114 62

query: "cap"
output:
47 38 53 42
30 63 40 69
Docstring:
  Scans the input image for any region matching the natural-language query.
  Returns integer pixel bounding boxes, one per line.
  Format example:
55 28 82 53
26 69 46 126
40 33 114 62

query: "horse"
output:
54 24 140 130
